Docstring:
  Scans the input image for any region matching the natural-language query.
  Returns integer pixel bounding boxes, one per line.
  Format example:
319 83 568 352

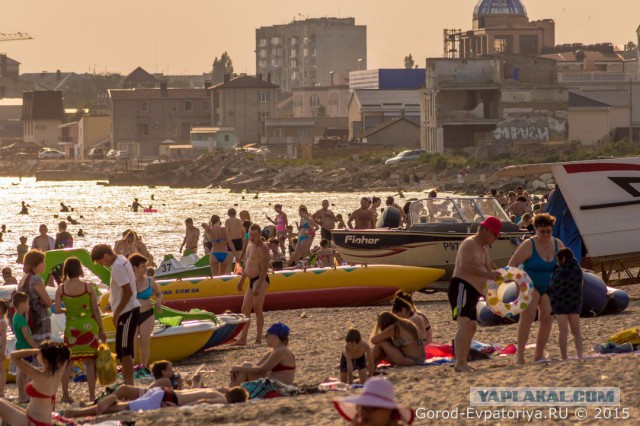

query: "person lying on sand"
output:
371 312 425 366
64 386 248 417
230 322 296 386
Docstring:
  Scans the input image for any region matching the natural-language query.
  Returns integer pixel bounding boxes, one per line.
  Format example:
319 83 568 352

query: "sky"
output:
1 0 639 76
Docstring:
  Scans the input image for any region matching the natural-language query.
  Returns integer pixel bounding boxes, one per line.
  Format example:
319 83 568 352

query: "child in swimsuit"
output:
339 328 373 385
315 239 335 268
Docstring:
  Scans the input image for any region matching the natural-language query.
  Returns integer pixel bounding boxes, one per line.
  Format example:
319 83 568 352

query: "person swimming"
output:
19 201 29 215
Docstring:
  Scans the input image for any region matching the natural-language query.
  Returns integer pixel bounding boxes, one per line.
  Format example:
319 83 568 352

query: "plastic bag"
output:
96 343 117 385
607 328 640 345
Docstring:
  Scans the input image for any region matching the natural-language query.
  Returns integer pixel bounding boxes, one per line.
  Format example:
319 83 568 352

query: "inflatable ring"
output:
485 266 533 318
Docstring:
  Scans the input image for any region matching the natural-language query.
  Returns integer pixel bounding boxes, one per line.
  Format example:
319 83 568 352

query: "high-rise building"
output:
256 17 366 93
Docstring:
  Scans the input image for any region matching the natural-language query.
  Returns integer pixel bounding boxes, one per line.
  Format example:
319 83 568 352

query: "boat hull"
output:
332 229 522 280
157 265 445 314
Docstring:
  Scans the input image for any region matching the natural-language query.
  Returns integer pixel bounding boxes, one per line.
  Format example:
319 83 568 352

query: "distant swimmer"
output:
253 192 259 199
1 225 6 233
131 198 144 213
19 201 29 215
67 215 80 225
78 229 85 237
151 194 155 200
60 202 70 212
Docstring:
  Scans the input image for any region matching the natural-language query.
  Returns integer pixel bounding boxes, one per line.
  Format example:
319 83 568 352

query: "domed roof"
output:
473 0 527 18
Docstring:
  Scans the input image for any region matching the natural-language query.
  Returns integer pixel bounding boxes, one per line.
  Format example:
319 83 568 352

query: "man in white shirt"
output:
91 244 141 385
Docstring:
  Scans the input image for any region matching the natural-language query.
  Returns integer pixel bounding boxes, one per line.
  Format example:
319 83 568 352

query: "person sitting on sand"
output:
0 342 70 426
371 312 425 366
64 385 248 417
340 328 373 385
230 322 296 386
333 377 414 426
391 291 432 345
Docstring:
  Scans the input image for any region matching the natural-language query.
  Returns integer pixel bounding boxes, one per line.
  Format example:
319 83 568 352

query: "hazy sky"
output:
2 0 638 75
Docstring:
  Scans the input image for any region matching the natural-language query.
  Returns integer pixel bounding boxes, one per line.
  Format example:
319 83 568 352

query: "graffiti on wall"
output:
491 117 566 142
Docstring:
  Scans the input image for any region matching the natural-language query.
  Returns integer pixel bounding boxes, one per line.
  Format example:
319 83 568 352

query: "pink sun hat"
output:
333 377 414 424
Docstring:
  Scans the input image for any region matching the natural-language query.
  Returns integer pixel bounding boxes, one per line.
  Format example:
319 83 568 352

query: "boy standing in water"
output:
232 224 270 346
179 218 200 256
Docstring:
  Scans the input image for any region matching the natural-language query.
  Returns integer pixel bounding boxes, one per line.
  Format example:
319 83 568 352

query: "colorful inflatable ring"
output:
485 266 533 318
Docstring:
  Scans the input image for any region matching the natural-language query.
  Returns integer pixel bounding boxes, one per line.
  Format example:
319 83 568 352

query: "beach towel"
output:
241 378 299 399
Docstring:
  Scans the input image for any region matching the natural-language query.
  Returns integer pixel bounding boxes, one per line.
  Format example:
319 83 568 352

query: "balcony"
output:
558 72 638 83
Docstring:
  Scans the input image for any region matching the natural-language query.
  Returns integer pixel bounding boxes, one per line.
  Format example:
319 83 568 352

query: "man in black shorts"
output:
312 200 337 243
448 216 502 372
91 244 140 385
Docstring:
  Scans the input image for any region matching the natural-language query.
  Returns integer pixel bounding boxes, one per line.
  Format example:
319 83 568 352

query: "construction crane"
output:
0 32 32 42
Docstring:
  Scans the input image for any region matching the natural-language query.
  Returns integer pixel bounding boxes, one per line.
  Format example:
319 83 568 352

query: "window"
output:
270 58 280 66
171 102 177 112
312 49 317 57
519 35 539 55
259 91 269 103
259 38 267 47
258 59 267 68
184 101 193 112
290 49 297 58
290 37 297 46
139 101 148 112
310 95 320 107
290 59 298 68
299 128 307 137
291 71 298 81
304 37 309 45
137 123 149 136
271 37 280 45
493 36 513 54
259 49 267 58
303 48 309 57
260 112 270 122
274 128 283 137
274 47 282 56
202 101 210 111
224 134 230 142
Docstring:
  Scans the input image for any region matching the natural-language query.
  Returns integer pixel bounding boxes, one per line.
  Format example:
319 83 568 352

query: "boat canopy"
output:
409 197 510 225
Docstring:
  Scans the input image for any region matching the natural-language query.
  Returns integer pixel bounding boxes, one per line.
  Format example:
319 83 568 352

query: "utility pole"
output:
630 78 634 143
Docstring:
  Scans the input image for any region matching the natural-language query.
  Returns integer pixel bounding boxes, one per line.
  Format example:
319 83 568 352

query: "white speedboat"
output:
332 197 526 280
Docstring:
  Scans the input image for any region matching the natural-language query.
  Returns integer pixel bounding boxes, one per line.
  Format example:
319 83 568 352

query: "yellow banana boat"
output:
150 265 445 314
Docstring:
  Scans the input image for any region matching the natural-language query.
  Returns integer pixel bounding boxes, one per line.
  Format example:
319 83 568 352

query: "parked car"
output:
384 149 426 165
38 148 66 160
88 147 105 159
115 150 130 160
106 149 118 159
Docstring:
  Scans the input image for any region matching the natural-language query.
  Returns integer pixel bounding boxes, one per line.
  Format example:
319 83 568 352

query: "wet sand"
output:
5 284 640 425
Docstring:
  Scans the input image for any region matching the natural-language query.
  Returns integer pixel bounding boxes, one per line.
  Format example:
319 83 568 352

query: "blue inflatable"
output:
601 286 630 315
581 272 608 317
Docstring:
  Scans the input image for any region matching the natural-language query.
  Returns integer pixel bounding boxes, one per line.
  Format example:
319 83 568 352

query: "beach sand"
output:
5 284 640 425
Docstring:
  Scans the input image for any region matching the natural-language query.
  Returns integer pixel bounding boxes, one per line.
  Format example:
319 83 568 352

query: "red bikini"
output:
25 383 55 426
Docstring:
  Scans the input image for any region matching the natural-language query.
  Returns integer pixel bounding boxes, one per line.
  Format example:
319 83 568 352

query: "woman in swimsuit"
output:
391 291 433 345
204 215 235 277
292 205 319 266
370 312 425 366
229 322 296 386
54 257 106 403
129 253 163 370
0 341 70 426
266 204 288 256
508 213 565 364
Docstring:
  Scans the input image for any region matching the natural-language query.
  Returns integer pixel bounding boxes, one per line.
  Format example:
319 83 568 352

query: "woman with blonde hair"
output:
371 312 425 366
292 205 318 266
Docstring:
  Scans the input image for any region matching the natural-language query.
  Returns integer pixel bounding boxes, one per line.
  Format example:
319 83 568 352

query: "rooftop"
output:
568 92 611 109
109 88 209 99
212 75 278 90
473 0 527 18
351 90 420 109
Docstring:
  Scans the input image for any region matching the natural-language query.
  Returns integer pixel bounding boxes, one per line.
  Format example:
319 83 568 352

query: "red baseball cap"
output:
480 216 502 237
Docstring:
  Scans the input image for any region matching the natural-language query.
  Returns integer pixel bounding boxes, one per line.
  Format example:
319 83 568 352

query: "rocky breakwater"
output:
119 151 444 192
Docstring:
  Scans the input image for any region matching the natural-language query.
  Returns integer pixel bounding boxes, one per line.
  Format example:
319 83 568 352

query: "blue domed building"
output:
446 0 554 58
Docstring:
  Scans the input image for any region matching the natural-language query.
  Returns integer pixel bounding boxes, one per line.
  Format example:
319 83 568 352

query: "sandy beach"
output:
3 282 638 425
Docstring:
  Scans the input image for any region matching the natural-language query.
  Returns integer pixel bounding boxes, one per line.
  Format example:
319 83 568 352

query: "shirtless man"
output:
31 224 54 252
232 224 270 346
368 197 382 227
179 218 200 256
312 200 337 243
448 216 502 372
225 208 244 273
348 198 375 229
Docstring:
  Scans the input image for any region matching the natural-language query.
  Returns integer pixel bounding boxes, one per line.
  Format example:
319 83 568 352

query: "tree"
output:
212 52 234 84
404 54 414 69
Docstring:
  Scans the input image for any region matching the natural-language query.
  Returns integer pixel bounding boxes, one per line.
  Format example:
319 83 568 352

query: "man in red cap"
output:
448 216 502 372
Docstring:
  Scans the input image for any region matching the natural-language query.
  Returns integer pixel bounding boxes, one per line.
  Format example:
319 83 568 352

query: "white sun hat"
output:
332 377 414 424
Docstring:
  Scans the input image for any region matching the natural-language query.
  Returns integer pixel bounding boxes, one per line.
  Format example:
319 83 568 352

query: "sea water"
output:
0 177 428 275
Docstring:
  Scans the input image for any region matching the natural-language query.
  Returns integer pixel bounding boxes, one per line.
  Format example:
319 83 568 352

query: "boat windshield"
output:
409 197 510 225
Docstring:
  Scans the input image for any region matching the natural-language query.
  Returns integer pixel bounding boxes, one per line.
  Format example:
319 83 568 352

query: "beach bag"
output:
96 343 117 385
607 328 640 345
240 378 281 399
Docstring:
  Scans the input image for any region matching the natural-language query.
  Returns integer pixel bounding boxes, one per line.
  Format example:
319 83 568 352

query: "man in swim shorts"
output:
313 199 337 242
448 216 502 372
232 224 270 346
225 208 244 273
179 218 200 256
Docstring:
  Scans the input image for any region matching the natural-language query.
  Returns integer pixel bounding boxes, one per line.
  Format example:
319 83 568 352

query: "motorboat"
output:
332 197 526 280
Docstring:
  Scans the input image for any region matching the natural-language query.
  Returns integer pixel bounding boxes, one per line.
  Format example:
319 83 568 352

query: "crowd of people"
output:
0 185 592 425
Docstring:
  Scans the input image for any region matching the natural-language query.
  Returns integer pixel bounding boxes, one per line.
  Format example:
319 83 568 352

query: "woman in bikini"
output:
229 322 296 386
204 215 235 276
508 213 565 364
266 204 288 256
129 253 163 370
292 205 318 267
54 257 106 403
0 341 70 426
370 312 425 366
391 291 433 345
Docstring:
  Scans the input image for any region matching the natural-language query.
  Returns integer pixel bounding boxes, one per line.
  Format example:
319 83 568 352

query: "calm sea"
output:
0 177 430 276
